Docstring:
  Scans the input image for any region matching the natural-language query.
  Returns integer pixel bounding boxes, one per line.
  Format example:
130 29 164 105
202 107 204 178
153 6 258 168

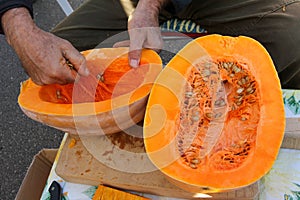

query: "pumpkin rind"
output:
143 35 285 192
18 47 162 135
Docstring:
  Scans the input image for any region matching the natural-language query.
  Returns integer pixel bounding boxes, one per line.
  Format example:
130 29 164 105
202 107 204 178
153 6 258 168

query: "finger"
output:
113 40 130 48
62 46 89 77
128 50 141 68
128 28 146 68
44 56 77 84
114 40 141 68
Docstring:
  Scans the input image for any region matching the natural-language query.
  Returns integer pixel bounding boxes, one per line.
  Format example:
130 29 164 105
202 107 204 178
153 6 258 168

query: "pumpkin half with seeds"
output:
143 35 285 193
18 47 162 135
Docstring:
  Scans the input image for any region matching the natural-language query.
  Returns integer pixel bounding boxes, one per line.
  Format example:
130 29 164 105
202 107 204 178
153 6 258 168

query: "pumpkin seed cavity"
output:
177 59 260 170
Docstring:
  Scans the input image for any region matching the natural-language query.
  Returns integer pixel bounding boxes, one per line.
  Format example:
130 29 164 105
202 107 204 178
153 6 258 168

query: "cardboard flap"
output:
15 149 57 200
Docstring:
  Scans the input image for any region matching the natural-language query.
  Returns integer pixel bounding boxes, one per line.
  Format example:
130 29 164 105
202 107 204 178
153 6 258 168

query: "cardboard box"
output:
15 149 57 200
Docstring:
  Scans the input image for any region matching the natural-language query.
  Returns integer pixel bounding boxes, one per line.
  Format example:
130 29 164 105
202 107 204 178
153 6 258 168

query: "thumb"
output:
128 28 146 68
114 40 141 67
128 49 141 68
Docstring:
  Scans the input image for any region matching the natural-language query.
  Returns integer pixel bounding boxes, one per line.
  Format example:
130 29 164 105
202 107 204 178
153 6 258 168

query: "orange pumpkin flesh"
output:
92 185 149 200
143 35 285 192
18 47 162 135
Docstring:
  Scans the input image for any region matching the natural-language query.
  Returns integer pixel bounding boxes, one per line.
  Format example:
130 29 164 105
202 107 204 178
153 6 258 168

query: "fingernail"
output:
130 59 139 68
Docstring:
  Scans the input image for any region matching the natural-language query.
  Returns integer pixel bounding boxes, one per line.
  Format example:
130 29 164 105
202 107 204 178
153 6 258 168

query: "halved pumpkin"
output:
143 35 285 193
18 47 162 135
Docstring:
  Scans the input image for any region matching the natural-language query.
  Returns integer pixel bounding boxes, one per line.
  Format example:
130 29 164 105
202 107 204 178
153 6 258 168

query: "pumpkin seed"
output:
246 88 255 94
191 158 199 164
185 91 193 98
202 69 211 77
231 104 236 111
236 88 244 94
96 73 104 82
56 90 61 99
66 60 77 72
232 65 241 73
241 78 247 85
220 100 226 106
189 163 197 169
222 62 229 70
204 61 212 68
205 112 213 119
238 96 243 102
192 115 199 122
230 73 235 78
236 101 243 106
246 87 253 93
215 99 226 107
214 112 223 118
214 99 220 106
241 117 247 121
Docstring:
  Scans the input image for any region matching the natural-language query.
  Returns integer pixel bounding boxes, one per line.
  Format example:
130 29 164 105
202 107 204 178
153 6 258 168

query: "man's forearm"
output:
0 0 33 34
1 7 35 45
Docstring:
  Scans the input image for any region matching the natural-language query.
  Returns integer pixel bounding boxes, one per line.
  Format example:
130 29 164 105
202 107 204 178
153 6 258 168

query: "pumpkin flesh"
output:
92 185 149 200
144 35 285 192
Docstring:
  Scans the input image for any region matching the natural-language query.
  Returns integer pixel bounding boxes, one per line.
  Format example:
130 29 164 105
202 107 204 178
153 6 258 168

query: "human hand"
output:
2 8 89 85
114 0 165 67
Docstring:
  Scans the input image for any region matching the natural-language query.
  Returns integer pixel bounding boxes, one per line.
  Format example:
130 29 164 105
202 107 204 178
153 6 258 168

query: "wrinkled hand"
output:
13 28 89 85
2 8 89 85
114 0 164 67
